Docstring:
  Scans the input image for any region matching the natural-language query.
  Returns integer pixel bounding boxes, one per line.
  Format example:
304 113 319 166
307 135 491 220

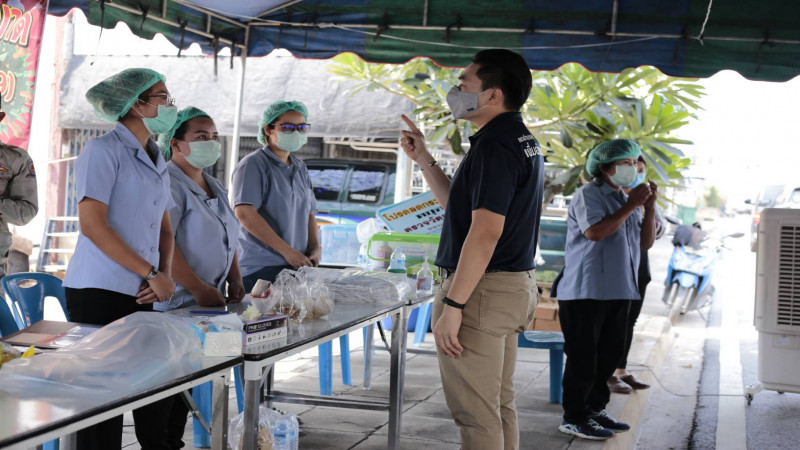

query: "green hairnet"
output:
585 139 642 177
157 107 212 161
85 68 166 123
257 100 308 145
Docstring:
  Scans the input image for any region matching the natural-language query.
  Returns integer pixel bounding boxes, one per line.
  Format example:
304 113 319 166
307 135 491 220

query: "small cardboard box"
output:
533 301 558 321
529 295 561 332
530 318 562 332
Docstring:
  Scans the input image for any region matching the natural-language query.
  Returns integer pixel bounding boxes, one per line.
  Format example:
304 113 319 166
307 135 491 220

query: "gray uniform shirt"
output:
155 162 240 311
0 144 38 266
232 146 316 276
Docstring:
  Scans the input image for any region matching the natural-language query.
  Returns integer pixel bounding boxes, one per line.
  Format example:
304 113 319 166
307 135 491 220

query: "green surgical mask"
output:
275 131 307 152
610 165 637 187
139 105 178 135
183 140 222 169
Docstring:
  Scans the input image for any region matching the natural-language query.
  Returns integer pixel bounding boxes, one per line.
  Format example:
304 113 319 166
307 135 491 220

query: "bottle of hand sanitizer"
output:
416 257 434 295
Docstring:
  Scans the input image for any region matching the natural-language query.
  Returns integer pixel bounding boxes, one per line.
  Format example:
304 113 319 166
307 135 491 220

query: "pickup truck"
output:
305 159 396 225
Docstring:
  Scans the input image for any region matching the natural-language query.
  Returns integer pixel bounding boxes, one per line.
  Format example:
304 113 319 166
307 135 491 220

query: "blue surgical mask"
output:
138 105 178 135
275 131 307 152
610 165 637 187
183 140 221 169
625 173 646 188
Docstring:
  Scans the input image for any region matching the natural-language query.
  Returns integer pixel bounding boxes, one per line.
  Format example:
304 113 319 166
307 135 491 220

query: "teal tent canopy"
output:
48 0 800 81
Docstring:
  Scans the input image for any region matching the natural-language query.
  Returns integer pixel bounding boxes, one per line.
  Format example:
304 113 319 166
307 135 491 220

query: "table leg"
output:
211 371 230 450
388 309 408 449
265 366 274 409
364 323 374 389
59 433 77 450
242 375 262 450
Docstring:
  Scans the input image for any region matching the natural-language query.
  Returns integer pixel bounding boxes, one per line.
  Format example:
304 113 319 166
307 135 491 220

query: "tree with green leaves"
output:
329 54 704 197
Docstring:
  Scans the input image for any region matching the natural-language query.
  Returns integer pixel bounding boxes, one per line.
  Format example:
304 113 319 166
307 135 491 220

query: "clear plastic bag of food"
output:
268 270 308 323
0 341 21 368
227 404 276 450
306 281 333 319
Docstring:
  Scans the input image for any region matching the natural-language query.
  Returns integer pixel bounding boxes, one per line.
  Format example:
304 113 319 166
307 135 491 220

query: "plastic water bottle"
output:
357 243 369 269
271 414 299 450
388 247 407 274
416 257 434 295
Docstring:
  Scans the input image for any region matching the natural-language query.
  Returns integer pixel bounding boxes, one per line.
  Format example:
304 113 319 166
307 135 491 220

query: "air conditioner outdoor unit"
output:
753 208 800 396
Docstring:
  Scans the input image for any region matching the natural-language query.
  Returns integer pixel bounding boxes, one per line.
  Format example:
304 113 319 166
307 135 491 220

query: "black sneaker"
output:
590 410 630 433
558 419 614 440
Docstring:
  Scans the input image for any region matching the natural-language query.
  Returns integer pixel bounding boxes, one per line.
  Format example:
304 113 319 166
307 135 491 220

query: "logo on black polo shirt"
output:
518 134 541 158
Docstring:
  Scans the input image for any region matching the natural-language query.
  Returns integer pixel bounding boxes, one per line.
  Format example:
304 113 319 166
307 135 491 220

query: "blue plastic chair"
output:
0 299 19 337
2 273 69 329
1 273 65 450
318 336 355 395
518 331 565 403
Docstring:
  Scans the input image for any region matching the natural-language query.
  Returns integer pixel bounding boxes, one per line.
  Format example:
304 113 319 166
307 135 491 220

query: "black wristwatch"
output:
441 296 465 310
145 265 159 281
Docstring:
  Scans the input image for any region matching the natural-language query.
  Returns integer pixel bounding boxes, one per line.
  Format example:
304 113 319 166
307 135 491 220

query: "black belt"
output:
438 267 505 279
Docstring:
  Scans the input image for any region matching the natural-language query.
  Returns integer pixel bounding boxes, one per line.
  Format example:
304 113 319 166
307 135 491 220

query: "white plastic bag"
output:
0 312 202 395
356 218 386 244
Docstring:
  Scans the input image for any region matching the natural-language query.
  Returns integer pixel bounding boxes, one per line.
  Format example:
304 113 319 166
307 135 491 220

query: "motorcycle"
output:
662 217 743 319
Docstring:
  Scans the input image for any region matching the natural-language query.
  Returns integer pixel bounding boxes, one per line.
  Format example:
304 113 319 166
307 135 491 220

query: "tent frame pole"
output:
227 26 250 195
247 21 800 45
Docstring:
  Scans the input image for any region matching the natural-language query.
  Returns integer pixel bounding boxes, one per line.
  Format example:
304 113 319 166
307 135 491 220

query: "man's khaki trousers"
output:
432 271 538 450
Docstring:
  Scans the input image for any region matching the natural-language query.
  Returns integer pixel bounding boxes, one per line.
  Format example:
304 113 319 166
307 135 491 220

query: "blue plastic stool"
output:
2 272 70 329
193 365 249 448
413 302 433 346
518 331 565 403
318 335 354 395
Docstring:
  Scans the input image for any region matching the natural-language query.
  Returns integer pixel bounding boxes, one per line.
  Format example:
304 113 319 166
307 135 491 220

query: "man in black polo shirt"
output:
400 49 544 450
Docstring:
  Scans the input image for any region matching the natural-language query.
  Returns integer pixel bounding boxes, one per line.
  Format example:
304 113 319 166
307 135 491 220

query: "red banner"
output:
0 0 47 150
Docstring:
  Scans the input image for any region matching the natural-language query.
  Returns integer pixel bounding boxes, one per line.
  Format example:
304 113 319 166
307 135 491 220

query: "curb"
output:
605 315 675 450
566 313 675 450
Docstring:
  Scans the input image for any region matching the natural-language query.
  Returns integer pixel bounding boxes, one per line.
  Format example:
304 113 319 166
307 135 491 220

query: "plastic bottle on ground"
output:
271 414 299 450
416 257 434 295
388 247 407 274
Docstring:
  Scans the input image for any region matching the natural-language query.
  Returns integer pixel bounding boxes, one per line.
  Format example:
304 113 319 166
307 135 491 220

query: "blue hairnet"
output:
85 68 166 122
157 106 212 161
257 100 308 145
585 139 642 177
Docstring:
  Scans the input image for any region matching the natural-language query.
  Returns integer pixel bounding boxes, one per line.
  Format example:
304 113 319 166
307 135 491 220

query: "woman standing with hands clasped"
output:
156 106 245 310
62 68 178 449
555 139 657 441
232 100 319 291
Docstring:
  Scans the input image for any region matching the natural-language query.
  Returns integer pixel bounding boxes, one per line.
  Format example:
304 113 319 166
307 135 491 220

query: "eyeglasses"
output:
142 94 176 107
270 123 311 134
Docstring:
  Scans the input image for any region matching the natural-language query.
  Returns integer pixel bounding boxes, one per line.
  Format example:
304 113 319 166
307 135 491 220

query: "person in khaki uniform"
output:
0 105 39 279
400 49 544 450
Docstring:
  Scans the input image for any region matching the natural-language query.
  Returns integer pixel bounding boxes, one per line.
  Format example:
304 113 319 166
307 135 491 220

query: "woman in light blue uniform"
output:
232 100 319 291
555 139 657 441
157 106 245 311
151 107 245 447
62 68 178 450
